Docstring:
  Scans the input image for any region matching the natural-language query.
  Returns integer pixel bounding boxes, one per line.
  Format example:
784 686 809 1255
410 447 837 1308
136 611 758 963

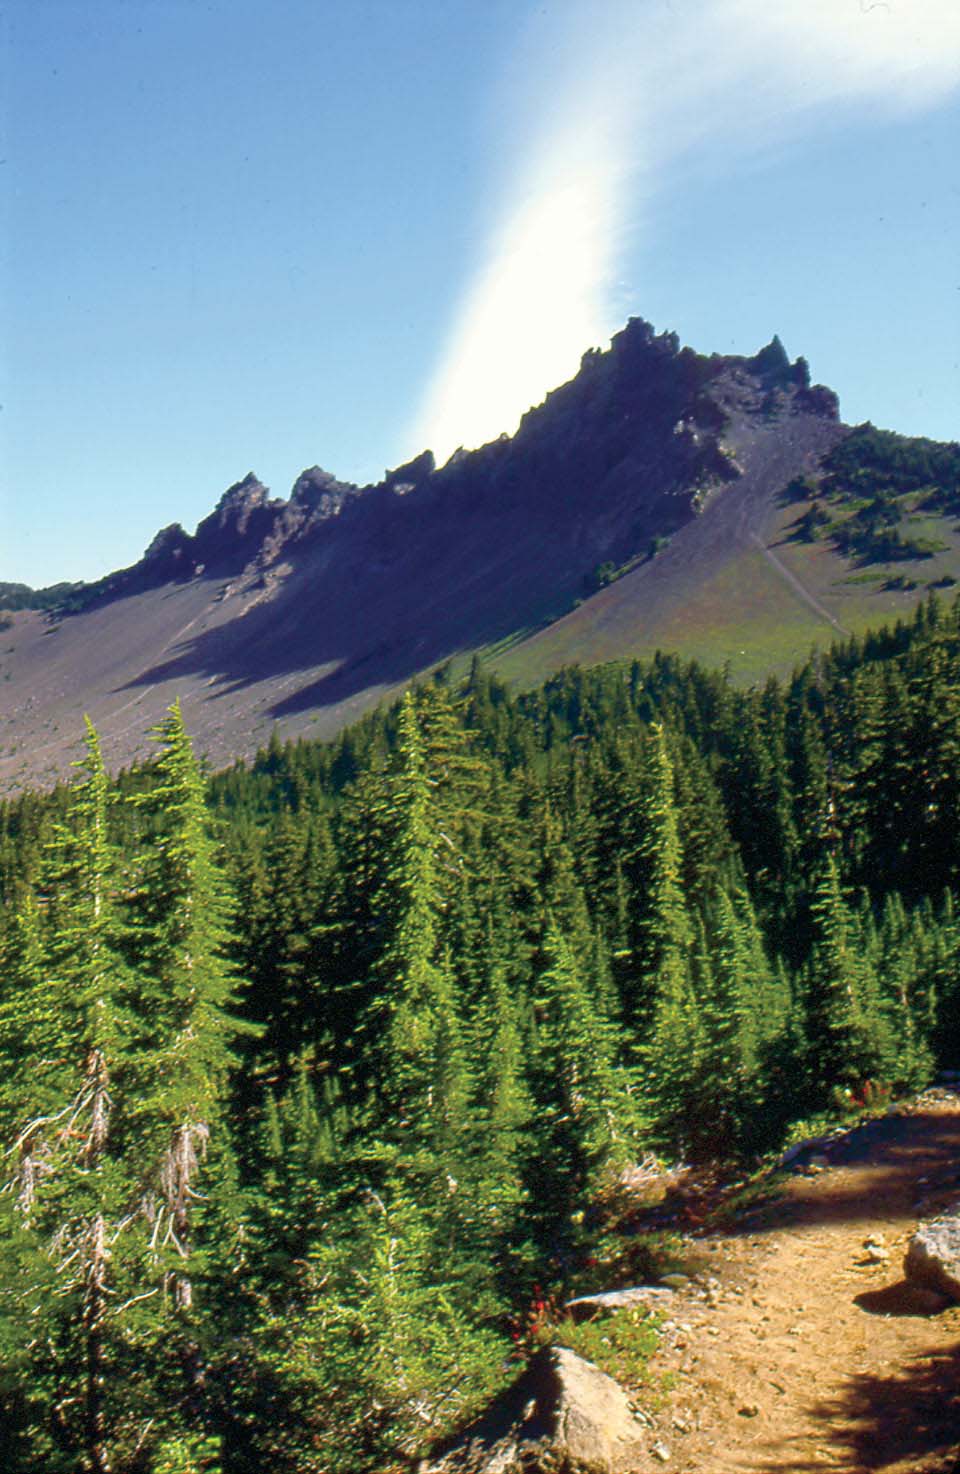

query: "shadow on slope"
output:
117 410 847 720
115 492 599 719
114 320 842 718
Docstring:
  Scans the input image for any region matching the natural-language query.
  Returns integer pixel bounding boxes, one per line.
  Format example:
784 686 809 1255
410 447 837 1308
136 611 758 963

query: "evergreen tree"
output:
876 893 935 1090
691 888 764 1154
225 1182 505 1474
529 921 640 1224
465 927 531 1246
802 856 891 1103
126 701 242 1316
629 725 701 1146
361 695 471 1172
0 723 149 1472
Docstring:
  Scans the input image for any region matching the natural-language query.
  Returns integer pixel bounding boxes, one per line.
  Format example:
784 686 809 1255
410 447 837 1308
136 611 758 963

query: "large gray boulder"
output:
425 1346 646 1474
904 1207 960 1301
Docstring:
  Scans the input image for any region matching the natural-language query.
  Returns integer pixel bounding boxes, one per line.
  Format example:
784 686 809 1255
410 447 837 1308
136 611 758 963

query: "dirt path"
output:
749 532 849 638
638 1094 960 1473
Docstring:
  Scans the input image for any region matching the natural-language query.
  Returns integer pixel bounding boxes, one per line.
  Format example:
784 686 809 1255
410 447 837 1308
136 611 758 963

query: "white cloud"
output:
725 0 960 108
413 0 960 466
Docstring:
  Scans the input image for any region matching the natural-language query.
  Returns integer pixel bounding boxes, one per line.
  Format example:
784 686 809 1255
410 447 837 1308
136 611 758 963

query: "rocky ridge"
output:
0 317 848 792
61 321 838 611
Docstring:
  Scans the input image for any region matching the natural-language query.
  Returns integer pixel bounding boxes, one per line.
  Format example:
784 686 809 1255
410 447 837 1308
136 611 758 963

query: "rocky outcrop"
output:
795 384 841 419
191 474 283 571
140 523 193 580
384 449 435 491
564 1287 676 1323
289 465 357 517
74 465 364 608
61 314 842 618
904 1208 960 1301
6 311 857 794
426 1347 646 1474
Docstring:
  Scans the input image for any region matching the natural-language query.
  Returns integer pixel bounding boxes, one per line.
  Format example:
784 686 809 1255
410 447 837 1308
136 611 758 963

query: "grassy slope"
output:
494 460 960 688
3 475 957 794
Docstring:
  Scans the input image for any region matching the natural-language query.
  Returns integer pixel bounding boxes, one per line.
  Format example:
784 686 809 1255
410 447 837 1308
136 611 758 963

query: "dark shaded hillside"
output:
1 315 954 792
58 319 826 620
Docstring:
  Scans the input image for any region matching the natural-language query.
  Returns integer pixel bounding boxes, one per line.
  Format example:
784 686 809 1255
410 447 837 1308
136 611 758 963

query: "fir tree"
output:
530 921 640 1222
0 723 147 1472
803 856 891 1102
127 700 242 1315
629 725 701 1146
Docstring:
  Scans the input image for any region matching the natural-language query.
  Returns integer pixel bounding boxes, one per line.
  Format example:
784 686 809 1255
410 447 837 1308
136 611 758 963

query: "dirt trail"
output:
639 1095 960 1473
749 532 848 638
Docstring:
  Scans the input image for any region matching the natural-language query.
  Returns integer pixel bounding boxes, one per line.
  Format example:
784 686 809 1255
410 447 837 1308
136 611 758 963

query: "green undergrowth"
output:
705 1080 910 1231
506 1218 690 1396
565 1227 691 1300
544 1308 665 1392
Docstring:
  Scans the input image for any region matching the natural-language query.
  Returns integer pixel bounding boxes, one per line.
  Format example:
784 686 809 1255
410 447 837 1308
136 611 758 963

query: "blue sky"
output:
2 0 959 587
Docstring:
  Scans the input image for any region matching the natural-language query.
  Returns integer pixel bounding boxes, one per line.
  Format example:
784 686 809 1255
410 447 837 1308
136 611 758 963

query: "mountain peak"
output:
191 474 279 570
384 450 436 492
42 313 842 630
290 466 357 514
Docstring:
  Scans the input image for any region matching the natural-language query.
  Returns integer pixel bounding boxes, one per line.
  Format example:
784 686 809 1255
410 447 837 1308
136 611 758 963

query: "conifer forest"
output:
2 595 960 1472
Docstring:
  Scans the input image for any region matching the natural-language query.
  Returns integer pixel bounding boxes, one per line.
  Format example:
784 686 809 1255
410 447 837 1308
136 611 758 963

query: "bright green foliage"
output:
689 881 791 1154
549 1306 661 1389
128 703 238 1141
874 894 935 1090
466 937 531 1233
364 693 472 1170
348 691 516 1325
690 889 758 1153
1 595 960 1467
124 701 244 1332
0 724 155 1472
630 726 701 1145
230 1184 507 1474
532 922 640 1191
0 712 248 1470
632 726 694 979
803 856 893 1101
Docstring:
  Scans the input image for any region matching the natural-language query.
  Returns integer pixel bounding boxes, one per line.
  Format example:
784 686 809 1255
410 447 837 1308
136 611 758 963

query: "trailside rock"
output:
904 1208 960 1301
564 1286 676 1323
425 1346 646 1474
